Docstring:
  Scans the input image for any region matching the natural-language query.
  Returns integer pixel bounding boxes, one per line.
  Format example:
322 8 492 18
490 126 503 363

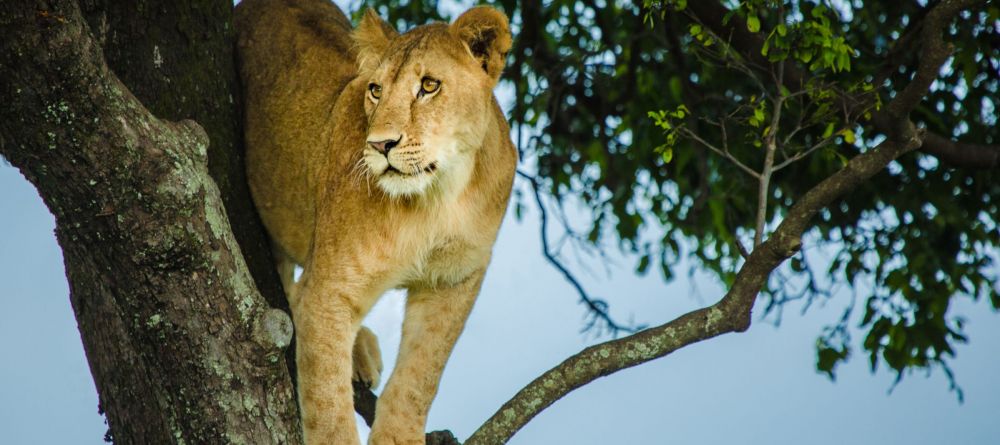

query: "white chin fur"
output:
377 172 435 198
362 150 435 198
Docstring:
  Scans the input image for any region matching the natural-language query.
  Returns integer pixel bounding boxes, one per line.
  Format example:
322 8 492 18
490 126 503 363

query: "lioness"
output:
235 0 516 443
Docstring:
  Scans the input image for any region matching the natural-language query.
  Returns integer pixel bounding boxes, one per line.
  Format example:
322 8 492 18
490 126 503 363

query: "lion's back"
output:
235 0 359 263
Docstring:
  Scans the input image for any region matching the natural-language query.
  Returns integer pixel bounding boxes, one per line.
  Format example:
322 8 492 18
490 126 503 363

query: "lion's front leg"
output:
368 272 485 445
294 276 364 445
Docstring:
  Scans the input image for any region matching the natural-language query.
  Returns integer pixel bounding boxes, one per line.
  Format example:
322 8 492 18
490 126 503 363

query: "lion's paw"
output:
353 326 383 389
368 429 425 445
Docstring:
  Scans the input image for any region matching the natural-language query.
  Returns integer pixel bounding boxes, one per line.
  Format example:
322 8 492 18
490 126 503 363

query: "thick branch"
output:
871 112 1000 169
870 0 994 167
466 133 921 445
886 0 977 120
0 1 300 443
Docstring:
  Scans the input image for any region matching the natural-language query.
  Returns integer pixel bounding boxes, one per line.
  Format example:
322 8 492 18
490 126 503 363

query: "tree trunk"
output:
77 0 300 386
77 0 289 320
0 0 302 443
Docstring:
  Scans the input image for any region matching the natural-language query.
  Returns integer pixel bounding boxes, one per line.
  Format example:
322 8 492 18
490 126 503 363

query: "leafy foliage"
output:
352 0 999 395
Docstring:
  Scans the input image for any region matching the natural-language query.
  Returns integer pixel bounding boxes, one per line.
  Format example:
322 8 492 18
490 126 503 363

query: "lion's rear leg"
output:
353 326 383 389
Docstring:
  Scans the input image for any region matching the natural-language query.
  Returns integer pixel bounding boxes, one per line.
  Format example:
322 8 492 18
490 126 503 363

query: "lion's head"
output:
352 7 512 198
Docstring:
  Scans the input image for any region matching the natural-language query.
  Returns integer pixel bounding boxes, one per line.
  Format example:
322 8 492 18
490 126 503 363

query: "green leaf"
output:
668 76 682 101
811 4 827 19
661 147 674 164
816 340 850 380
753 108 765 126
839 128 856 144
747 15 760 33
837 51 851 72
636 253 651 274
822 122 835 138
777 23 787 36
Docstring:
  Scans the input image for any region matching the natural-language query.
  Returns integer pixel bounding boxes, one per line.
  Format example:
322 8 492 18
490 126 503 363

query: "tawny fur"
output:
235 1 516 444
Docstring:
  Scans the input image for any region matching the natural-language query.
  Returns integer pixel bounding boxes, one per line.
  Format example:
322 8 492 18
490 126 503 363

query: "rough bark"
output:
0 1 301 443
76 0 290 319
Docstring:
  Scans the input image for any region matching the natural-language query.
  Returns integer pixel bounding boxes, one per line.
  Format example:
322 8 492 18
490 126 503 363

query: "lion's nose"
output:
368 137 401 154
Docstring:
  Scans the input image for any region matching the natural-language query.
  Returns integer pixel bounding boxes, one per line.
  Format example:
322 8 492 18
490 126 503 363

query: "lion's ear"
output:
352 8 399 76
450 6 512 86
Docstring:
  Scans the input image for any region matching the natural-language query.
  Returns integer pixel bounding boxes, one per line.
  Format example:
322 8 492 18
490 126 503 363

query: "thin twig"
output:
681 128 761 179
517 169 643 335
773 136 837 171
754 62 785 248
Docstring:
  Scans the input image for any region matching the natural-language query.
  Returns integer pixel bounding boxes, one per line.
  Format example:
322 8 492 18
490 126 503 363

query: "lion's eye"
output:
420 77 441 95
368 83 382 100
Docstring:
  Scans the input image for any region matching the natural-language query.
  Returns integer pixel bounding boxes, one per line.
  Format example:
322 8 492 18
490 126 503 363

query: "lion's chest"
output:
392 205 492 289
